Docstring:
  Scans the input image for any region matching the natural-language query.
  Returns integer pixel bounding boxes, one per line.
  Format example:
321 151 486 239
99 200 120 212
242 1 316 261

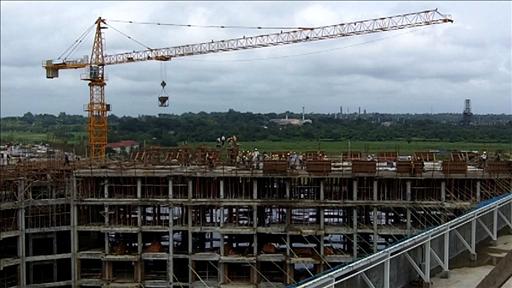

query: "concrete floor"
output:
431 266 494 288
432 234 512 288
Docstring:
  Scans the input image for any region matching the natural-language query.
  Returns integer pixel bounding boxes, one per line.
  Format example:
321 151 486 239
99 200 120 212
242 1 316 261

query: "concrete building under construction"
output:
1 149 511 288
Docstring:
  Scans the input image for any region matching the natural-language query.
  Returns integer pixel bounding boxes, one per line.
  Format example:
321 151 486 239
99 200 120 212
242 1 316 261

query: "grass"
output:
0 131 50 143
2 131 511 159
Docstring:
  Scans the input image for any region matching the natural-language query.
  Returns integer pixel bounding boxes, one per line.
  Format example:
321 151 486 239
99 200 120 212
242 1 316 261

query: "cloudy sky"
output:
1 1 510 116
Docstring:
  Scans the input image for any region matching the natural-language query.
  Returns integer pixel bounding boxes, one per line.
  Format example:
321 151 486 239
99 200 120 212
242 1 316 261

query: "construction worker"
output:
252 148 260 169
480 151 488 168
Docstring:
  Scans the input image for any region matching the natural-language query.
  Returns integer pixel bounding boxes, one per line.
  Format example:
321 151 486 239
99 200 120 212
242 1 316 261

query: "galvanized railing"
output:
294 193 512 288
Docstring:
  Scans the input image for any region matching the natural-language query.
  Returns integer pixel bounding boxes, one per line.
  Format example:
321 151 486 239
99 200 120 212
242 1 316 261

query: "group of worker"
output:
235 149 309 170
216 135 238 148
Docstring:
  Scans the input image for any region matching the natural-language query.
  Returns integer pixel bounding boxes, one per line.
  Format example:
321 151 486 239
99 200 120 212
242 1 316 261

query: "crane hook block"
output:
161 81 166 88
158 96 169 107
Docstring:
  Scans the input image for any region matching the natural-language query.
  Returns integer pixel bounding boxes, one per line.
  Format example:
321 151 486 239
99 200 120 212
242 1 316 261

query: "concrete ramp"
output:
476 250 512 288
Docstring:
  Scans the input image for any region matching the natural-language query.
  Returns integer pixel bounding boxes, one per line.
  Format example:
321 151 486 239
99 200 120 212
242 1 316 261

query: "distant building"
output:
270 107 312 126
107 140 139 154
461 99 473 126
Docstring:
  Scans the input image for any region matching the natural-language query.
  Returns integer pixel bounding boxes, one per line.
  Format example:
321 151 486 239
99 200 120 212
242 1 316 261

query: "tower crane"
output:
43 9 453 160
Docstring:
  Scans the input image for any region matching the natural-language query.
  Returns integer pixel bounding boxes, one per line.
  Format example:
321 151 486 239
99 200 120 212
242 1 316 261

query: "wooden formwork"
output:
485 161 512 175
351 160 376 174
442 161 468 174
263 160 288 174
305 160 332 175
396 161 424 175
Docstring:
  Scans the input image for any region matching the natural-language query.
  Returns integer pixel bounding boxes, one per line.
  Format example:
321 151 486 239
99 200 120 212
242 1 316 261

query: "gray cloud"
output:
1 1 511 116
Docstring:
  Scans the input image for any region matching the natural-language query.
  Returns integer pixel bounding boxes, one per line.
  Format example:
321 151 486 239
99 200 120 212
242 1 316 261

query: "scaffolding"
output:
0 156 511 287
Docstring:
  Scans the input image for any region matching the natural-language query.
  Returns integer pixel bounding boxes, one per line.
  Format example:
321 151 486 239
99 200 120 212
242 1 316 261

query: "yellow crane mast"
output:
43 9 453 160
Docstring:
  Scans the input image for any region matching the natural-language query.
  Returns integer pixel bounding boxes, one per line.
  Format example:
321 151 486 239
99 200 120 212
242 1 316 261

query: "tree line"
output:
1 111 511 147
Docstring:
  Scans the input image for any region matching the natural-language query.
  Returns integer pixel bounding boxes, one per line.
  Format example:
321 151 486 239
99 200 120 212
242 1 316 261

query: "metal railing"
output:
294 193 512 288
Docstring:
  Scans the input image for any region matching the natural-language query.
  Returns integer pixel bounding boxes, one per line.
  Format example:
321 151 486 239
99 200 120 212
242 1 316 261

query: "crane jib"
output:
102 9 452 66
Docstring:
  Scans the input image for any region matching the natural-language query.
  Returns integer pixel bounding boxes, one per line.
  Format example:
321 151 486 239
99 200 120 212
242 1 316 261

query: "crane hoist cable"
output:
158 61 169 107
107 19 312 30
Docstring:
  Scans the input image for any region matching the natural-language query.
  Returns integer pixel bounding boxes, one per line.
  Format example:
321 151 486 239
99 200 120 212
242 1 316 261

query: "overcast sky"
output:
1 1 511 116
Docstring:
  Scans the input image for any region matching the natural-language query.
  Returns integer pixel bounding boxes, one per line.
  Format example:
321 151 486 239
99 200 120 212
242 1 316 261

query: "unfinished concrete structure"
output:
1 155 511 288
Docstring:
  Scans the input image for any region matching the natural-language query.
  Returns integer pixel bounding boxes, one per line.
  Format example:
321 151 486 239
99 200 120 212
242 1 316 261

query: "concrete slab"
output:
431 266 494 288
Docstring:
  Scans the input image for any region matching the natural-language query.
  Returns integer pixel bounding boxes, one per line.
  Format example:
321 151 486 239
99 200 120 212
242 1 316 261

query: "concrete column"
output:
320 234 325 271
53 232 58 281
285 180 290 199
373 180 378 201
220 179 224 199
168 196 174 284
103 179 109 254
353 208 358 259
425 239 431 283
253 231 258 256
137 178 142 199
137 176 142 283
188 258 193 284
384 257 390 288
441 181 446 202
353 179 358 258
406 180 411 201
18 179 26 286
373 208 378 253
441 231 450 278
320 180 325 201
188 179 193 200
188 206 193 284
476 180 481 203
253 205 258 229
320 180 325 230
253 179 258 200
103 177 110 257
70 176 78 285
353 179 358 201
406 209 412 236
104 179 109 198
320 207 325 230
470 219 477 261
219 262 225 284
492 208 498 243
219 230 226 256
137 210 142 245
286 207 291 226
406 180 412 236
220 206 225 228
286 234 292 284
168 178 173 199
